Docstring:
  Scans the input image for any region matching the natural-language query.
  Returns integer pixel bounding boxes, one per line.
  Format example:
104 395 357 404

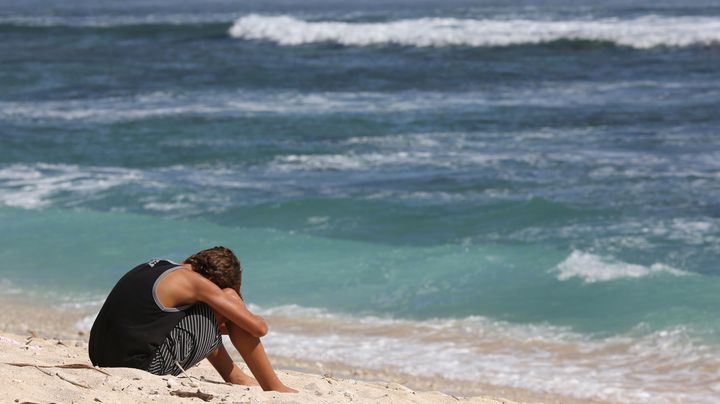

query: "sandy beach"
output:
0 298 612 404
1 330 506 404
0 298 620 404
0 299 517 404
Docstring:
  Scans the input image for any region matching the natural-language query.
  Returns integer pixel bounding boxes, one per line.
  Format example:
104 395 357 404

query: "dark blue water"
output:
1 0 719 401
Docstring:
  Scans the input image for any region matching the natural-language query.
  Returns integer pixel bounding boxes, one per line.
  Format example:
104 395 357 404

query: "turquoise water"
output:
2 0 720 401
3 205 719 338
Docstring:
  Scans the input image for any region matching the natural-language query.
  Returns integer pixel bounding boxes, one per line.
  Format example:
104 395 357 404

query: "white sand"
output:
0 331 515 404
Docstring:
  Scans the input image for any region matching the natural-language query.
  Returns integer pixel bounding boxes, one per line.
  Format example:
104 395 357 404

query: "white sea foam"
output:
75 313 98 332
268 132 534 173
68 301 720 402
0 92 383 123
0 162 293 213
1 91 500 123
500 217 720 260
143 201 195 213
0 163 274 211
229 14 720 49
554 250 687 283
0 93 226 123
0 80 712 124
268 147 548 173
649 218 718 245
0 163 142 209
230 304 720 403
270 151 438 172
0 279 24 296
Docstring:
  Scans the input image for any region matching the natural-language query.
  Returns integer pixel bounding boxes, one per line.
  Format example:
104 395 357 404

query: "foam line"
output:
2 81 711 124
239 305 719 403
229 14 720 49
554 250 687 283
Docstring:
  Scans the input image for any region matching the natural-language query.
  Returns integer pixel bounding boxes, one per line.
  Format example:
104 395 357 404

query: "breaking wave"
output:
229 14 720 49
554 250 687 283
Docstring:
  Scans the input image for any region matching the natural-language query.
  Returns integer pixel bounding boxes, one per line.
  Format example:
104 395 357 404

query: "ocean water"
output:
1 0 720 402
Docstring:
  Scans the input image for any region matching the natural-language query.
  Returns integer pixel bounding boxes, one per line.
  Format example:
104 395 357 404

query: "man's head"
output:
184 246 242 292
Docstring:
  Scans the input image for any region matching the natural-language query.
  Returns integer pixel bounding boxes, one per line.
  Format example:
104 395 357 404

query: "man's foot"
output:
273 384 298 393
228 373 260 386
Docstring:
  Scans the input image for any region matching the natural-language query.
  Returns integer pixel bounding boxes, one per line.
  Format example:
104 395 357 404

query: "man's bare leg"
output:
206 342 259 386
226 321 296 392
210 288 296 393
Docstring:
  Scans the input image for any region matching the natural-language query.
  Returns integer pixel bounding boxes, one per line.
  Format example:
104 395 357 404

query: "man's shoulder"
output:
148 258 181 268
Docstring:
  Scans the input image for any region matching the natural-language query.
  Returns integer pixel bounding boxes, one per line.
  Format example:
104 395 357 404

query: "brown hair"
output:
184 246 242 293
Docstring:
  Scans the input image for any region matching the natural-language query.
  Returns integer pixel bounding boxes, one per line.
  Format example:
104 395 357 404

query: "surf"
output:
228 14 720 49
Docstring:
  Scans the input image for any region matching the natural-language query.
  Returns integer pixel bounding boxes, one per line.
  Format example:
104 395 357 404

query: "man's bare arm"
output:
184 270 268 337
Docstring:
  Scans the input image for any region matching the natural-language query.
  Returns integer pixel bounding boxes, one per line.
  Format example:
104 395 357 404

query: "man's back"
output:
89 259 188 369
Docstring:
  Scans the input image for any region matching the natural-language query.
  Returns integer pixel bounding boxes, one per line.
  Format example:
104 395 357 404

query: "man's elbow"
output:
251 318 268 337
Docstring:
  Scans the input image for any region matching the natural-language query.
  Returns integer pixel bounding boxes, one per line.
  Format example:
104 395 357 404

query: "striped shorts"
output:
147 303 222 376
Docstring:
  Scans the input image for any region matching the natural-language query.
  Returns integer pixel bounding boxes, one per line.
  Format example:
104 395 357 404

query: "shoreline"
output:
0 331 501 404
0 297 600 403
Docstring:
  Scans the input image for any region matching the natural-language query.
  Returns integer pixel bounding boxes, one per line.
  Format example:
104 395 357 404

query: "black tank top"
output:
89 259 192 369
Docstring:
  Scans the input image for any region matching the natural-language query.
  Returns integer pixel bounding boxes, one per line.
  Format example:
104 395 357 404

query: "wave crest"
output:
228 14 720 49
554 250 686 283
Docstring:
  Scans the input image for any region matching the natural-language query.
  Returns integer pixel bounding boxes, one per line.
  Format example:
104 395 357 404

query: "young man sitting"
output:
88 246 296 393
